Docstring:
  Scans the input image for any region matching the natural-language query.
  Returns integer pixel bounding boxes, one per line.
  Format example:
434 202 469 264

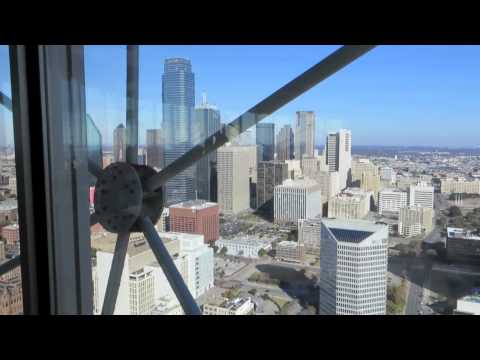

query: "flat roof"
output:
329 228 374 244
170 199 218 210
447 227 480 241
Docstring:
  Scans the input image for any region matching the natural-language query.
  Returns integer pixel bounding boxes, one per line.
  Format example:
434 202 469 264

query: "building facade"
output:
274 178 322 224
319 219 388 315
328 188 371 220
216 237 272 258
203 297 255 315
256 161 289 210
325 129 352 190
398 206 434 237
256 123 275 161
409 183 434 209
276 125 294 161
378 188 408 215
294 111 315 160
275 241 305 263
169 200 220 244
446 227 480 265
298 217 322 255
162 58 196 205
113 123 126 162
146 129 163 170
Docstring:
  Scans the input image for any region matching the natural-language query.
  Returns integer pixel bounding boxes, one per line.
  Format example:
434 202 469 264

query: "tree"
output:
219 246 228 256
212 245 219 254
448 206 462 217
248 288 257 296
258 248 267 257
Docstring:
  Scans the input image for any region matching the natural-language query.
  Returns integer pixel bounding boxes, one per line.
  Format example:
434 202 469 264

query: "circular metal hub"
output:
94 162 143 233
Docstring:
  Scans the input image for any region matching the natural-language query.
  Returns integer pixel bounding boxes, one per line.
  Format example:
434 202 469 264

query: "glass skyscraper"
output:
162 58 196 205
294 111 315 160
256 123 275 161
194 95 221 201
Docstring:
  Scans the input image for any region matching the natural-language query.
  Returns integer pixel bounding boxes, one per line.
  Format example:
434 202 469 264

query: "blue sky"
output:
2 45 480 147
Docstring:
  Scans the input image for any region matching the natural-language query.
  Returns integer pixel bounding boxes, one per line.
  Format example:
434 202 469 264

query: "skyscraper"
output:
162 58 195 205
319 219 388 315
256 161 288 214
276 125 294 161
113 123 126 162
146 129 163 170
194 94 221 201
256 123 275 161
294 111 315 160
325 129 352 190
409 182 434 209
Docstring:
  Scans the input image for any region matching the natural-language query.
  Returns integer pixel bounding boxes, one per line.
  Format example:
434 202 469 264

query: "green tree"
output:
220 246 228 256
448 206 462 217
248 288 257 296
258 248 267 257
212 245 219 254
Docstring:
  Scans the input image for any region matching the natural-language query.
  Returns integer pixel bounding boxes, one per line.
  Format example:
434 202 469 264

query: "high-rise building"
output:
301 156 319 178
276 125 294 161
169 200 220 244
217 144 251 214
285 159 302 180
274 178 322 224
319 219 388 315
113 124 126 162
325 129 352 191
328 188 372 220
294 111 315 160
298 217 322 255
378 188 408 215
146 129 163 170
379 166 397 184
399 205 434 237
194 95 221 201
162 58 196 205
256 161 288 211
314 170 341 205
409 182 434 209
256 123 275 161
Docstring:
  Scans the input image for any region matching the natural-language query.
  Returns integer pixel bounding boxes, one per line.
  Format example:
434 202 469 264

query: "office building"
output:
379 166 396 184
203 297 255 315
274 178 322 224
156 208 170 233
298 217 322 256
441 177 480 194
285 159 302 179
93 231 213 315
217 144 251 214
146 129 163 170
0 240 5 262
256 161 288 211
446 227 480 265
275 241 305 263
216 237 272 259
351 158 378 183
276 125 294 161
301 156 319 178
409 182 434 209
325 129 352 190
378 188 408 215
0 279 23 315
319 219 388 315
315 170 341 205
113 123 126 162
162 58 196 205
294 111 315 160
1 224 19 247
194 95 221 201
328 188 372 220
256 123 275 161
0 198 17 225
454 289 480 315
169 200 220 244
399 206 434 237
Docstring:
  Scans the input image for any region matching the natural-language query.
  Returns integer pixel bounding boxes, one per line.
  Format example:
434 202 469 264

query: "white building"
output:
409 182 434 209
379 166 396 184
203 297 255 315
274 178 322 224
285 159 302 179
398 206 434 237
298 217 321 255
319 219 388 315
93 231 213 315
325 129 352 190
441 177 480 194
378 188 408 215
328 188 372 220
216 236 272 259
217 144 252 214
315 170 341 205
275 240 305 263
455 289 480 315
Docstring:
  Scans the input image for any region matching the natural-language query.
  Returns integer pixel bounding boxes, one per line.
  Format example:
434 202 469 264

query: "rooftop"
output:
277 240 300 248
322 218 388 244
447 227 480 241
218 297 251 311
279 178 320 189
329 228 374 244
170 199 218 210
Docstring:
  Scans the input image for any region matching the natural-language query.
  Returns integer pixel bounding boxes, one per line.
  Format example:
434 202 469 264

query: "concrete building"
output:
398 206 434 237
441 178 480 194
0 199 17 225
146 129 164 170
274 178 322 225
409 182 434 209
285 159 302 180
217 144 251 214
378 188 408 215
301 156 320 178
315 170 341 205
294 111 316 160
351 159 382 204
446 227 480 265
256 161 288 210
169 200 219 244
379 166 396 184
275 241 305 263
325 129 352 190
298 217 321 255
319 219 388 315
1 224 19 247
93 231 213 315
113 123 126 162
0 279 23 315
156 208 170 232
276 125 294 161
0 240 5 262
216 237 272 259
454 288 480 315
203 297 255 315
328 188 371 220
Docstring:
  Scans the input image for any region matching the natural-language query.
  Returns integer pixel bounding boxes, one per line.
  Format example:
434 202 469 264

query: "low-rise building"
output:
216 237 272 259
203 297 255 315
298 217 321 255
446 227 480 265
441 177 480 194
0 279 22 315
275 241 304 263
398 206 434 237
378 188 408 215
0 199 17 225
1 224 19 247
328 188 371 220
